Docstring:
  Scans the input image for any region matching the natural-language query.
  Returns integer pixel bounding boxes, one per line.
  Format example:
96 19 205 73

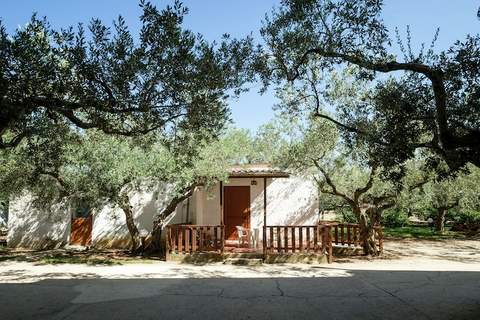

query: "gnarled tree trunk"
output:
150 185 196 252
435 207 447 233
118 193 142 253
355 206 379 256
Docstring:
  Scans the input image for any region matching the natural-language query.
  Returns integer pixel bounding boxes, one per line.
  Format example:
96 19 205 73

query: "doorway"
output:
223 186 250 240
70 205 92 246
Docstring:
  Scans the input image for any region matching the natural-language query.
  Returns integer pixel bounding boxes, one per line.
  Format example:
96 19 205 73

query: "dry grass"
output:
0 248 162 265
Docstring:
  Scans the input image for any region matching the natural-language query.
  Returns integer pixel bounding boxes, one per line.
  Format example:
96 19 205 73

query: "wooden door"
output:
224 186 250 240
70 215 92 246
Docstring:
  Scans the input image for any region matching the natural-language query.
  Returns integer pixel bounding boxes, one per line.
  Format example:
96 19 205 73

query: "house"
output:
7 164 323 251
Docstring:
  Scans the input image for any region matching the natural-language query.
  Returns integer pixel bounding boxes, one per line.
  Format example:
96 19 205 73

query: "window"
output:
72 199 91 219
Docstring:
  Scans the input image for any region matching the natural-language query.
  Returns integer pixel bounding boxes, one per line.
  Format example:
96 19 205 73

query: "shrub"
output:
381 209 409 227
451 210 480 233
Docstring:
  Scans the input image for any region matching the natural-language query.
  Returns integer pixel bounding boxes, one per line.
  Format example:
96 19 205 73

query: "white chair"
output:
236 226 252 248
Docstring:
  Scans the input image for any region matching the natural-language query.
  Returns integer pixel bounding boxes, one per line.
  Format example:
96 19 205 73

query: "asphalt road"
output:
1 267 479 320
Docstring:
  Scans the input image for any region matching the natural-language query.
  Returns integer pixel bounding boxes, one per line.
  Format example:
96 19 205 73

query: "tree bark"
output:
355 206 379 256
118 194 142 253
150 185 196 251
435 207 447 233
314 160 380 255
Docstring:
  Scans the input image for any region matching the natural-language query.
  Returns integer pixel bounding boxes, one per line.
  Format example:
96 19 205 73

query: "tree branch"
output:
312 158 354 205
291 48 451 154
37 170 68 190
353 165 377 202
0 132 28 148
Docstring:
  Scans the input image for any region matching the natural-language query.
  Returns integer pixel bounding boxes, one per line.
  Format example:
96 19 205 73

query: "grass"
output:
383 225 465 240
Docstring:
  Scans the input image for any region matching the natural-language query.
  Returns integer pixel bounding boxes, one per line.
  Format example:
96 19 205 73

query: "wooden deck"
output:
165 222 384 263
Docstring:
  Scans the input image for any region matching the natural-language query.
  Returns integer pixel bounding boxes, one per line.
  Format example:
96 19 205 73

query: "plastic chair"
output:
236 226 251 248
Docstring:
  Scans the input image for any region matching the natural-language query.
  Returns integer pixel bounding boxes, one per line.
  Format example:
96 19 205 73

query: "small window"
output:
72 199 91 219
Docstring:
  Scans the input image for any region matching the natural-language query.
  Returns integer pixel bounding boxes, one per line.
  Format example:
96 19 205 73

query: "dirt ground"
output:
333 237 480 269
1 238 479 281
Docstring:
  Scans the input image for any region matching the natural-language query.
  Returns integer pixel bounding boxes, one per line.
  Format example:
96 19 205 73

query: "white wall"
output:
7 193 71 249
192 175 320 228
262 175 320 226
8 183 189 249
8 176 321 249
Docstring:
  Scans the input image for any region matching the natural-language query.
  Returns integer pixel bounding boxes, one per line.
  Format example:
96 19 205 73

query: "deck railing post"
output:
321 225 326 255
277 226 281 253
327 225 333 263
165 226 171 261
220 225 225 254
263 226 267 257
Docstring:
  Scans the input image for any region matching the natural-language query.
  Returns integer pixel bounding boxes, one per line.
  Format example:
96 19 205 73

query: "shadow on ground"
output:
0 269 479 320
0 248 162 265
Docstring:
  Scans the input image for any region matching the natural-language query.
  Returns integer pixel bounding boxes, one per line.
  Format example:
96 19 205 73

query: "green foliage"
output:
454 210 480 225
0 123 258 215
255 114 339 171
383 226 464 240
381 209 409 228
0 0 255 149
451 210 480 233
337 208 356 224
259 0 480 173
397 164 480 219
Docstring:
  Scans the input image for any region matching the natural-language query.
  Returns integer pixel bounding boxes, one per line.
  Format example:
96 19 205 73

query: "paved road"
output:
1 263 479 320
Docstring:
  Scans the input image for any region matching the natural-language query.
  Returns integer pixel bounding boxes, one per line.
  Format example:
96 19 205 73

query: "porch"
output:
165 164 383 263
165 222 384 263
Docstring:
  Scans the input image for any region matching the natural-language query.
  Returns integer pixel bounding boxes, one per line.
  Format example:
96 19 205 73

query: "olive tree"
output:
0 0 255 149
401 164 480 232
256 112 433 255
258 0 480 173
0 124 258 252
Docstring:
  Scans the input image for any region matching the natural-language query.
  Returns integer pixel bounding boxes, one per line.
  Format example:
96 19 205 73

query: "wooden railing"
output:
166 224 224 254
263 225 333 262
322 222 383 253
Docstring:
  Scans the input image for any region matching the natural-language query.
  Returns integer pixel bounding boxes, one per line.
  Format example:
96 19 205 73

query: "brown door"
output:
224 186 250 240
70 215 92 246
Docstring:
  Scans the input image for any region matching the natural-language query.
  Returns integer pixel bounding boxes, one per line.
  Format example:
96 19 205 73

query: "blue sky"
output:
1 0 478 132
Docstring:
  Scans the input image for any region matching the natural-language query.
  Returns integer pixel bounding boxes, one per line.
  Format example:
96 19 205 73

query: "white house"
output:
7 164 322 250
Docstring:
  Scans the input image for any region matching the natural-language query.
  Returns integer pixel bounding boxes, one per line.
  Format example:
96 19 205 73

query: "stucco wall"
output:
7 193 71 249
93 183 192 248
192 175 320 229
262 175 320 226
8 183 190 249
8 175 321 249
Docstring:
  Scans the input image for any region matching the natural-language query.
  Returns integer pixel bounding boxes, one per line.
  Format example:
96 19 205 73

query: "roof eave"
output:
228 173 290 178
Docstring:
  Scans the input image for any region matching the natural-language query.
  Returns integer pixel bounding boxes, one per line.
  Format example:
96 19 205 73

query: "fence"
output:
166 224 224 254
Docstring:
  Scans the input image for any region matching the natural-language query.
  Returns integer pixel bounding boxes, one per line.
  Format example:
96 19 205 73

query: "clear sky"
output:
1 0 478 132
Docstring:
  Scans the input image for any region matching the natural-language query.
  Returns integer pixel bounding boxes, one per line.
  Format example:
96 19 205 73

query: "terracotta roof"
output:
228 163 290 178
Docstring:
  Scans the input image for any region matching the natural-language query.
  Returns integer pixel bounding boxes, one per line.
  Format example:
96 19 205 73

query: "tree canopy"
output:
258 0 480 173
0 0 255 148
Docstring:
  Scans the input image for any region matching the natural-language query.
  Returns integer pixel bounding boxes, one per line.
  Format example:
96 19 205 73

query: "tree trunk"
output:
150 185 196 252
356 206 379 256
435 207 447 233
119 194 142 253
